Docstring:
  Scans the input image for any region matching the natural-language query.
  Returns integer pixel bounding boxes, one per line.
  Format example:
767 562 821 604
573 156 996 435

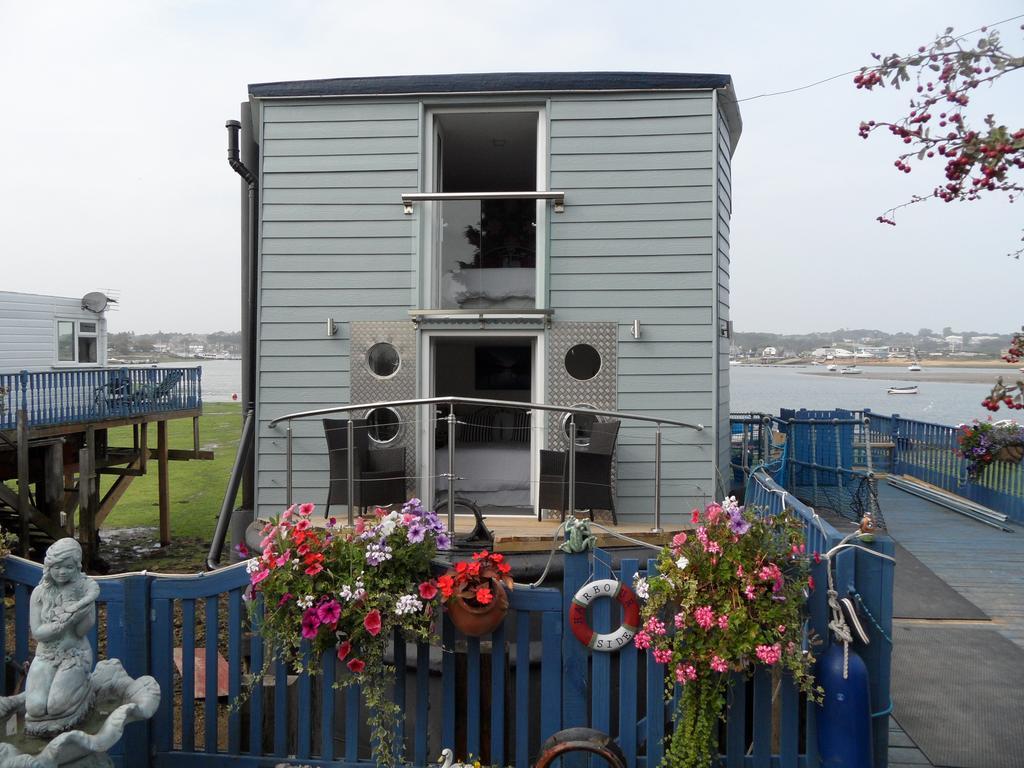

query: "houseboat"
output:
228 71 741 529
0 290 205 563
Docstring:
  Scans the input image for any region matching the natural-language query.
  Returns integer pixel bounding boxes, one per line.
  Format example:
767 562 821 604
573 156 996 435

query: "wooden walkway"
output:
878 479 1024 767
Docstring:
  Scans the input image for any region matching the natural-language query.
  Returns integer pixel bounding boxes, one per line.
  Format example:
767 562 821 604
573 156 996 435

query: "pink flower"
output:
706 504 722 524
671 531 688 547
706 541 722 555
251 568 270 585
363 609 382 637
301 608 321 639
633 631 652 650
298 502 315 516
691 509 700 524
354 517 366 534
717 614 729 630
674 612 686 629
305 562 324 576
418 581 438 600
317 600 342 625
710 655 729 673
336 640 352 661
807 576 816 591
694 606 715 630
755 643 782 665
644 616 667 636
281 506 294 521
295 518 311 532
777 624 787 634
652 648 673 664
675 664 697 683
277 592 293 607
744 584 757 600
274 549 291 568
736 564 745 578
347 658 366 674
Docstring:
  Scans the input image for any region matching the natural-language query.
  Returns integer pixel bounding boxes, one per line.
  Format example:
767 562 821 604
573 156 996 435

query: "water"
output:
731 364 1016 426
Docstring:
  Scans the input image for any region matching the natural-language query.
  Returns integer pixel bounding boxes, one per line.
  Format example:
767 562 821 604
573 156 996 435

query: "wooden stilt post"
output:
42 441 65 530
16 410 30 557
78 426 96 565
139 421 149 475
158 420 170 546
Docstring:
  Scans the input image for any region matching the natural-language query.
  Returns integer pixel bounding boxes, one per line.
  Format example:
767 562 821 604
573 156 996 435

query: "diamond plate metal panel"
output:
350 321 417 493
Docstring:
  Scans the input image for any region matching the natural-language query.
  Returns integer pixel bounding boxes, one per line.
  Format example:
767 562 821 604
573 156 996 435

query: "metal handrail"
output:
401 190 566 214
269 396 705 532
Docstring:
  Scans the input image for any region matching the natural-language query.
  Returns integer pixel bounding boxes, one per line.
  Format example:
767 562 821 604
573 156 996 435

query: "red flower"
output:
475 586 493 605
304 562 324 576
497 562 512 574
437 574 455 599
336 640 352 661
467 562 481 577
364 609 382 636
455 561 468 574
691 508 701 524
807 576 816 591
347 657 366 674
418 581 439 600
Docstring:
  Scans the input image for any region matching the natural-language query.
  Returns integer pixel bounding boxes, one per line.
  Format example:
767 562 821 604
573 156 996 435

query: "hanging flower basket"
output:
957 420 1024 479
439 552 514 637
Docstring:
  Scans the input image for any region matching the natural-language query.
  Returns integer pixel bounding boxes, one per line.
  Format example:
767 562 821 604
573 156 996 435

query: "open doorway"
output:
432 337 535 514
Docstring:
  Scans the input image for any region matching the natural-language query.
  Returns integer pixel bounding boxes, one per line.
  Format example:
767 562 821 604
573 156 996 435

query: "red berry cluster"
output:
982 332 1024 412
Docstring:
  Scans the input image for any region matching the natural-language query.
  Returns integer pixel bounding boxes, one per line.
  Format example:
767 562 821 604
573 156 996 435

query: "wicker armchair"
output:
539 419 620 524
323 418 407 516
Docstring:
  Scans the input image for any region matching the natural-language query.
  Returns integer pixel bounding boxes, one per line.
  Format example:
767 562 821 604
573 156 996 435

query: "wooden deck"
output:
877 480 1024 767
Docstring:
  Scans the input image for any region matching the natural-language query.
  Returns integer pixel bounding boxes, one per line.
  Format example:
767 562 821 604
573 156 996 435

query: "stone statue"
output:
0 538 162 766
25 538 101 737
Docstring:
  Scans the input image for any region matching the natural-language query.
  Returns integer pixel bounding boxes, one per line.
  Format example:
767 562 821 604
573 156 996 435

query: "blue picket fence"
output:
0 367 202 430
0 506 895 768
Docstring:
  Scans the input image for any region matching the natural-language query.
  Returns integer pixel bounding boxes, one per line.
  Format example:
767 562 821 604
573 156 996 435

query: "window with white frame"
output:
56 320 99 364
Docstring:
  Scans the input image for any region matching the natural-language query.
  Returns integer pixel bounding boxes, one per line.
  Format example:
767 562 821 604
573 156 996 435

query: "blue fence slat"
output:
273 656 287 756
619 560 639 768
490 622 506 767
227 589 242 755
591 552 612 735
751 668 771 767
181 599 196 753
467 636 482 758
320 649 336 761
296 644 312 759
515 610 531 768
415 642 429 765
540 610 562 746
248 600 264 756
442 619 455 749
205 596 218 754
725 673 745 767
644 558 664 768
561 552 589 738
345 684 360 762
152 597 174 753
393 633 406 753
780 677 799 765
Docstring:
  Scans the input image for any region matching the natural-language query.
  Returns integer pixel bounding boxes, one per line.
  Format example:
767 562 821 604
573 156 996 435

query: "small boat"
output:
888 385 919 395
840 366 862 374
907 363 921 372
826 364 838 372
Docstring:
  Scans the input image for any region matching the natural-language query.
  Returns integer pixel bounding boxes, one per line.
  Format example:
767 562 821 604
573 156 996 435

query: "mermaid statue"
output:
24 537 100 737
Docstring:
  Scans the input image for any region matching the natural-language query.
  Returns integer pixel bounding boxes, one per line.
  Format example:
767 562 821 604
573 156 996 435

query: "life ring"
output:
569 579 641 652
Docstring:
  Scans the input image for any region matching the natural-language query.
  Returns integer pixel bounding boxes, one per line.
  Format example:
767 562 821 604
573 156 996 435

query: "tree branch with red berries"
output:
854 23 1024 258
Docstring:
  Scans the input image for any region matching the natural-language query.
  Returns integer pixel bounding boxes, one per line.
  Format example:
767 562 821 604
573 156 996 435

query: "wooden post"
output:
78 427 95 564
42 441 65 529
139 421 148 475
158 420 170 546
16 410 30 557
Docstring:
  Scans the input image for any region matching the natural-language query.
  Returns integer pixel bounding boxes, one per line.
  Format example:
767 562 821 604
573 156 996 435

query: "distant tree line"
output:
732 327 1013 358
108 330 242 357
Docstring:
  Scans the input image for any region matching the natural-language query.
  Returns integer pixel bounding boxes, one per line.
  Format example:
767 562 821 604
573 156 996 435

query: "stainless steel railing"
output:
268 396 705 532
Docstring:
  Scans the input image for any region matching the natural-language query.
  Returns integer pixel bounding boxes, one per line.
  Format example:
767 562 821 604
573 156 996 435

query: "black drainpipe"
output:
225 111 258 543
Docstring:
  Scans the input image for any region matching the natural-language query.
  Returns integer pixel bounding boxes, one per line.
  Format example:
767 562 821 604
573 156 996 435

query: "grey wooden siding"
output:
716 106 734 487
0 292 106 372
548 92 718 522
256 99 419 516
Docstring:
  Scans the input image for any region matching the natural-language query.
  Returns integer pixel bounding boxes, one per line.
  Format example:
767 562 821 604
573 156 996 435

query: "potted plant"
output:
438 551 514 637
633 498 821 768
245 499 450 768
956 420 1024 480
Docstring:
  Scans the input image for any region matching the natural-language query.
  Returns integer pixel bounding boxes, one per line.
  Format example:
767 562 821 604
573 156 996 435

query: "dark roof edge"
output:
248 71 733 98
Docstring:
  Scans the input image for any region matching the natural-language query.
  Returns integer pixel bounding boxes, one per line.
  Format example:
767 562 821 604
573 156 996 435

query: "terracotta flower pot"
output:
995 445 1024 464
446 579 509 637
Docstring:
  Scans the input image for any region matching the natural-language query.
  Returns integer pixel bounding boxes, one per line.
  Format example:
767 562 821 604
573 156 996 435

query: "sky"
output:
1 1 1022 336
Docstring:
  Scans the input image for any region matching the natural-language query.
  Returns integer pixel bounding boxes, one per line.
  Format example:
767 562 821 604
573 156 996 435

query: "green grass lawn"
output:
101 402 242 540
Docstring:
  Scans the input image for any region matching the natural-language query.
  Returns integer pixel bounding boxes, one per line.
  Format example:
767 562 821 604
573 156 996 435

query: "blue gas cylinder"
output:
816 642 874 768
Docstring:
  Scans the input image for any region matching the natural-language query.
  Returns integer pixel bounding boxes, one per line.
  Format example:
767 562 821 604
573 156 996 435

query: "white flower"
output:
245 558 261 574
722 495 740 514
394 594 423 616
675 555 690 571
378 511 401 537
633 577 649 600
297 595 315 609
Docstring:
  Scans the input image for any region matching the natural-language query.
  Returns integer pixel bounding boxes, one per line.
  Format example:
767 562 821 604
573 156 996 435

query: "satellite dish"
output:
81 292 115 313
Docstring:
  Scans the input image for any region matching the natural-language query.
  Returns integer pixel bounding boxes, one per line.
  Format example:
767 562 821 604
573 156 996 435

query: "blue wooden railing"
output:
0 366 201 430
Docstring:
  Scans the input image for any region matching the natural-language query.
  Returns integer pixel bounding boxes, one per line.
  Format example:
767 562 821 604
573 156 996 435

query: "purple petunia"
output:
406 522 427 543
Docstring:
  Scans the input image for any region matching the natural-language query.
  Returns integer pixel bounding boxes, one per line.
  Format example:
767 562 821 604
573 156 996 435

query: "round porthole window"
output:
366 407 401 444
561 405 598 443
367 342 400 379
565 344 601 381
